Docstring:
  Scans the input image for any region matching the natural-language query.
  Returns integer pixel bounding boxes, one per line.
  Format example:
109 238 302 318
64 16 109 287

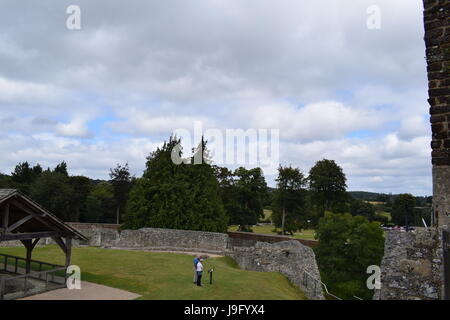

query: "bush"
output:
315 212 384 300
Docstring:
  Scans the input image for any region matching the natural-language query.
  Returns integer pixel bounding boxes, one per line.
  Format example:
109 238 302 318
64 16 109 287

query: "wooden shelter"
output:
0 189 87 299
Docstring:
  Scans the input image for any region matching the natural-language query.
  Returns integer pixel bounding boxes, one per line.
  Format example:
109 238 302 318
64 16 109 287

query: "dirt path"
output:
20 281 141 300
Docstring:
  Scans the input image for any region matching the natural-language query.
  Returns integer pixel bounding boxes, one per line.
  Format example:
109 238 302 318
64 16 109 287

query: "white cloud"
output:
0 0 433 195
0 77 62 104
55 117 92 138
241 100 382 142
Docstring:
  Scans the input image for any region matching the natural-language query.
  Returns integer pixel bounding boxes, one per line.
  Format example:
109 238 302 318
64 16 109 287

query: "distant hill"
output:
348 191 432 207
348 191 388 201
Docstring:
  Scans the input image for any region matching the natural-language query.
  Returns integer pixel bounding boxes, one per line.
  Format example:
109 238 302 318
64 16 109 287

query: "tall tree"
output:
54 161 69 176
308 159 348 216
315 212 384 300
214 166 241 225
109 163 133 224
233 167 268 231
391 193 415 226
30 171 74 221
11 162 43 194
69 176 92 222
272 165 308 235
85 182 116 223
124 136 228 232
350 199 376 221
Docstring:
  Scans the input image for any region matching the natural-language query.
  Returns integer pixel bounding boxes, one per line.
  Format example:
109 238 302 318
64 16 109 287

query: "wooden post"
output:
22 240 32 274
1 204 9 230
20 238 40 274
65 237 72 268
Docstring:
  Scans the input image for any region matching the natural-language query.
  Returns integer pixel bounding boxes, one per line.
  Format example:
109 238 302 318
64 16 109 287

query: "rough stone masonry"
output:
375 1 449 300
65 225 326 300
376 228 444 300
425 0 450 227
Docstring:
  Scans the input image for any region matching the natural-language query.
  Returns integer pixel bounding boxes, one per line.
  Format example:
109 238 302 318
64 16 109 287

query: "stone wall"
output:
227 231 319 248
101 228 230 254
424 0 450 227
227 240 324 300
70 226 229 254
0 224 324 299
375 228 444 300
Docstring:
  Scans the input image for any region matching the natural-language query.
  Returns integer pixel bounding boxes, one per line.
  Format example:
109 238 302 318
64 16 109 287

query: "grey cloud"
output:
0 0 433 195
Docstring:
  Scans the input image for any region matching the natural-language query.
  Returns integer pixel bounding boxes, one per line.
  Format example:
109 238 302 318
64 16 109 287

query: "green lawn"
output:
228 224 316 241
0 246 306 300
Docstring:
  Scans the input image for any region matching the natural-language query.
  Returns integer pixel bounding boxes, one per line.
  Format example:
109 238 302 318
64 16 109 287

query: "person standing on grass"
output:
193 255 199 284
196 258 204 287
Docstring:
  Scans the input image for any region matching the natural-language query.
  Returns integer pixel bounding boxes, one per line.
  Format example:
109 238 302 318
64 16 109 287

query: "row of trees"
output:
123 138 355 234
0 161 133 223
271 160 348 235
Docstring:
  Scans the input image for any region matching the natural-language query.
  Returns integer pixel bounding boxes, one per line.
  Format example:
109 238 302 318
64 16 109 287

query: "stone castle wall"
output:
0 223 324 299
227 231 319 248
375 228 444 300
424 0 450 227
228 240 324 300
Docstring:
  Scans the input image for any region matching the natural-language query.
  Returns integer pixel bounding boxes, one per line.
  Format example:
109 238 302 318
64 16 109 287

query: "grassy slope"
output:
235 209 317 240
0 246 306 300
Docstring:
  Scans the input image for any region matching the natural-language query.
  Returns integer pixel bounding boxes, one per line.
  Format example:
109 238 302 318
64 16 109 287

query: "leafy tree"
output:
272 165 308 235
54 161 69 176
391 193 415 226
350 199 376 221
11 162 43 194
30 171 74 221
85 182 116 223
109 163 133 224
0 173 13 189
123 136 228 232
315 212 384 300
214 166 241 224
232 167 268 231
308 159 348 216
69 176 93 222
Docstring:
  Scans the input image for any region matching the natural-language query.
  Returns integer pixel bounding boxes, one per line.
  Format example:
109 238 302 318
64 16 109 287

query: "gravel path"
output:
19 281 141 300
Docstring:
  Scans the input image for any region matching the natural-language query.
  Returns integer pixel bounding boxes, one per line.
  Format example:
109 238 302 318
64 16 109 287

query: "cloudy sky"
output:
0 0 431 195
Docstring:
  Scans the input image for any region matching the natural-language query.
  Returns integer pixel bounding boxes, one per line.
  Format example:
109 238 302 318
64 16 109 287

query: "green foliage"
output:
69 175 93 222
232 167 268 231
214 165 268 231
109 163 134 224
54 161 69 176
0 173 13 189
11 162 43 195
272 165 309 235
372 212 390 225
308 159 348 217
85 182 116 223
315 212 384 300
350 199 375 220
391 193 415 226
123 136 228 232
30 171 74 221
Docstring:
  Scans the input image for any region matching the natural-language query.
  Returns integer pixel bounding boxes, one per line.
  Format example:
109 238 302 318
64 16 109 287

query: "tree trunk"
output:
116 206 120 225
281 207 286 235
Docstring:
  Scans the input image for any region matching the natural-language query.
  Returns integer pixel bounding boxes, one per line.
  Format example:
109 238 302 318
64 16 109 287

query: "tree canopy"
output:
315 212 384 300
391 193 416 226
272 165 309 234
123 136 228 232
308 159 348 216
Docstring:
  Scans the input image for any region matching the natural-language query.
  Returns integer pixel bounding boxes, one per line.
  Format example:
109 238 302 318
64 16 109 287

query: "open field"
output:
0 246 307 300
228 224 316 240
